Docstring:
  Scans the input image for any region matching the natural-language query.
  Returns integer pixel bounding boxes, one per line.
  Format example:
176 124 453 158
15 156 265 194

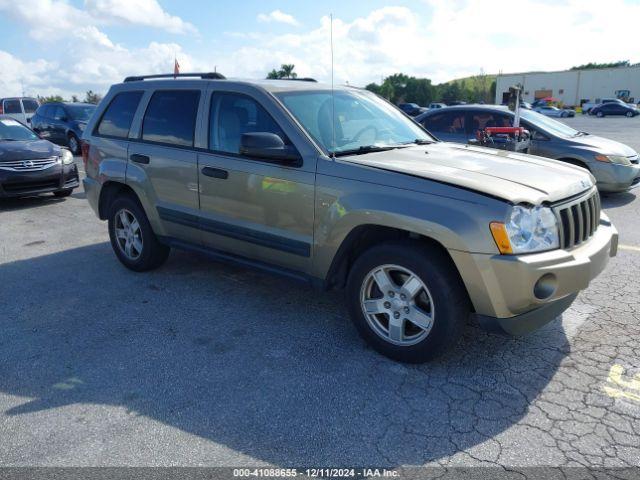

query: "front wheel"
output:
626 111 634 118
596 111 604 118
108 195 170 271
68 133 80 155
346 241 469 363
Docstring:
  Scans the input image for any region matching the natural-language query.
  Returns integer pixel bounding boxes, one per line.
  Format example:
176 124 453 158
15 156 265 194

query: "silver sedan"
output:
534 105 576 118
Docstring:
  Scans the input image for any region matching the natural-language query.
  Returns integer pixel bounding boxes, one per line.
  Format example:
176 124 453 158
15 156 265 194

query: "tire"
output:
596 111 604 118
561 112 567 118
626 111 634 118
108 194 170 272
345 240 469 363
68 133 80 155
53 189 73 198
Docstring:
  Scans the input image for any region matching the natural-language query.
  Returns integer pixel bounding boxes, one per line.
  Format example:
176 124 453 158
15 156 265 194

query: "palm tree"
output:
279 64 297 79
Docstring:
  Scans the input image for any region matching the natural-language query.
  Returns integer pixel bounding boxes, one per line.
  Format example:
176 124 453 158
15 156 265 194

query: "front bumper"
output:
591 162 640 192
0 163 79 198
452 216 618 335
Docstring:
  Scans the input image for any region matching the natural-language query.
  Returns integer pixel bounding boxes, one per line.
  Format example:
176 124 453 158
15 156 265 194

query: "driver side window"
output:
209 92 287 155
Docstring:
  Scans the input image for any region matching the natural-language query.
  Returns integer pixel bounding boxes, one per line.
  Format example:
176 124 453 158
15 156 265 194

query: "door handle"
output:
130 154 150 164
201 166 228 179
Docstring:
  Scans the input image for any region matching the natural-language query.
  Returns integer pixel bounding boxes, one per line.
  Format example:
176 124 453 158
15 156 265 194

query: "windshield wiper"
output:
574 131 589 136
333 144 407 157
400 139 435 145
0 138 18 141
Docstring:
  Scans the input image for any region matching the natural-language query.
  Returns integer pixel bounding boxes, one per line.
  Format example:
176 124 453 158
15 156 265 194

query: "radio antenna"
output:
330 13 336 159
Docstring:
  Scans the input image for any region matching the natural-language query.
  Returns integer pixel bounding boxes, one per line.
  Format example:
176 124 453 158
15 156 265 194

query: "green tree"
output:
37 95 65 103
266 64 298 79
571 61 630 70
71 95 79 102
84 90 102 104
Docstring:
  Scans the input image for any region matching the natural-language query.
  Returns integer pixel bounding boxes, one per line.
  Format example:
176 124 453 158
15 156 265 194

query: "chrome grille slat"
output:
0 157 59 172
554 189 600 250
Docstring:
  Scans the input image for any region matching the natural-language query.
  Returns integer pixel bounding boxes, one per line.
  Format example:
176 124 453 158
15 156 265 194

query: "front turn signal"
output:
490 222 513 254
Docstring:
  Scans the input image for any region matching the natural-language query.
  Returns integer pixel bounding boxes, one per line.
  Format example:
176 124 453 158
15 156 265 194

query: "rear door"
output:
127 88 203 245
51 106 68 143
196 87 315 273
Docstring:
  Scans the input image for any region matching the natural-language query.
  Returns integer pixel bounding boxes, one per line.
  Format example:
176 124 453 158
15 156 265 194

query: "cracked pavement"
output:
0 115 639 469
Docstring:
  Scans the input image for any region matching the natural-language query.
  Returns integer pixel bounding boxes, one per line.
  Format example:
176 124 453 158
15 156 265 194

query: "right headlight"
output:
490 205 559 254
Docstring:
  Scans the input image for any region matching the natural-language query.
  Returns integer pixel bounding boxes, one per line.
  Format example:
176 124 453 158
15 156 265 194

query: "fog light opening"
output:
534 273 557 300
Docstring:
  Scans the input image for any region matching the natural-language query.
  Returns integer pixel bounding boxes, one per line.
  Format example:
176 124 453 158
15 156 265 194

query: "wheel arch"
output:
98 181 138 220
323 224 469 305
557 157 591 171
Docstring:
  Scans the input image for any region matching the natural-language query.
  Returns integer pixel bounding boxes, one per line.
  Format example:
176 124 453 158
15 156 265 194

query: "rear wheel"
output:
346 241 469 363
68 133 80 155
596 111 604 118
626 111 634 118
108 195 170 271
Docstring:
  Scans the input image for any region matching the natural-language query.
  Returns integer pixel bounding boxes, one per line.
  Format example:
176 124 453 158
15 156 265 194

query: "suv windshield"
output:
67 105 96 121
520 109 579 137
275 89 434 155
0 118 38 141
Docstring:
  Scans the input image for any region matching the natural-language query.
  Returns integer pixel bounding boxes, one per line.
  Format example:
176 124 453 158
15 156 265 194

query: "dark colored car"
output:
0 115 79 198
590 102 639 118
31 102 96 154
397 103 425 116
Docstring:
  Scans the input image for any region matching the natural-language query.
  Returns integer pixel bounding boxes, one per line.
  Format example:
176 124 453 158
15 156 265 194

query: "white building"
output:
495 66 640 107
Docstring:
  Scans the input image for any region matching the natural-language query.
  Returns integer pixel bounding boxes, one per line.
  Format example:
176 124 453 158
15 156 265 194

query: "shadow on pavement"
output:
0 195 66 212
0 243 570 466
600 191 636 208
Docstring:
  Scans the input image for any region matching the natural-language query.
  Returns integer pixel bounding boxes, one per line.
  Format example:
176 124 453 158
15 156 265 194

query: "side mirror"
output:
239 132 301 166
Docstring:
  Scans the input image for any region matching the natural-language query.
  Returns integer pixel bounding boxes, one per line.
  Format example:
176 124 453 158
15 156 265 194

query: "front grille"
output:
0 157 60 172
554 190 600 249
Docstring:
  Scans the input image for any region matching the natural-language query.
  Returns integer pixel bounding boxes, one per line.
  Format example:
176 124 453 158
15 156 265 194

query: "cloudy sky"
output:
0 0 639 98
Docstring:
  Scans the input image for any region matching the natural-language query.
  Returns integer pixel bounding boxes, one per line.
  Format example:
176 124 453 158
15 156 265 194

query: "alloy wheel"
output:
114 208 143 261
360 264 435 346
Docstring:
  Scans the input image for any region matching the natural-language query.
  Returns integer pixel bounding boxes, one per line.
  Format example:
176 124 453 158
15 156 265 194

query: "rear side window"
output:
36 105 50 117
424 112 466 134
3 100 22 114
209 92 286 154
22 99 39 113
142 90 200 147
97 91 143 138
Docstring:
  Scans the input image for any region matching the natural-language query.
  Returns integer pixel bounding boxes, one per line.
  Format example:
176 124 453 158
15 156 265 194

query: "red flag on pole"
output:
174 58 180 78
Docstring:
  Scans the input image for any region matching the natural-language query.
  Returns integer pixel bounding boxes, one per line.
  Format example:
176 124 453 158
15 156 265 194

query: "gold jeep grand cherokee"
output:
82 73 618 363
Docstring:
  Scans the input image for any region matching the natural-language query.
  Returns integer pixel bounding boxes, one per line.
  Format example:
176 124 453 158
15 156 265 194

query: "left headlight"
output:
60 149 74 165
595 154 631 166
490 205 559 254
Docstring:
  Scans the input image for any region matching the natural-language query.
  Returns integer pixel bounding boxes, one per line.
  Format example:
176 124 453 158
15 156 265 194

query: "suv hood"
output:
0 139 59 162
343 143 595 205
571 134 637 157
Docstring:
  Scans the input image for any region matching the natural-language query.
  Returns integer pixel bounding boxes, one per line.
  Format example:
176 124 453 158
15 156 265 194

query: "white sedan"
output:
533 105 575 118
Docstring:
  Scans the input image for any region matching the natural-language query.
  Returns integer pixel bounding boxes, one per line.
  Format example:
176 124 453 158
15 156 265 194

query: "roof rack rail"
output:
277 77 317 82
123 72 226 82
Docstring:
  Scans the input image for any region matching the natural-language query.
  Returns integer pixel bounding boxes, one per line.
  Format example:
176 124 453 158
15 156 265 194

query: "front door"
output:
197 89 315 273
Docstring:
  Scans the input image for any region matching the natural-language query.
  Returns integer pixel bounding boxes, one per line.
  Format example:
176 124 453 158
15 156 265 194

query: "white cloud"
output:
257 10 300 27
221 1 640 86
85 0 197 34
0 0 196 38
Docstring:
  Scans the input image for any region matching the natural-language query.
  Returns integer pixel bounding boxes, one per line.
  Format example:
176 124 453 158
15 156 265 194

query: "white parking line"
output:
619 244 640 253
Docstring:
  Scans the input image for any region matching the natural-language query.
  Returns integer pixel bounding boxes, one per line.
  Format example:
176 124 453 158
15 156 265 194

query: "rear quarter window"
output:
96 91 143 138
